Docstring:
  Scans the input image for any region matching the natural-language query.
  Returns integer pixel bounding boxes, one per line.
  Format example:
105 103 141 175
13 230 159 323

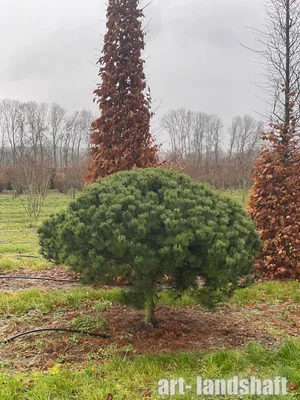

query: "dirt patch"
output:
0 267 81 291
0 301 299 370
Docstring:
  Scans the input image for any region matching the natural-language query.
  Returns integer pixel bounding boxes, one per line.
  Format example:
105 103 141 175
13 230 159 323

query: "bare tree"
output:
205 114 223 164
25 102 49 162
161 108 193 163
0 99 25 165
247 0 300 131
54 162 86 199
60 112 79 167
9 160 52 220
0 98 94 177
78 109 94 155
0 111 6 166
228 115 263 158
228 116 242 160
161 109 224 165
192 112 206 167
49 103 67 170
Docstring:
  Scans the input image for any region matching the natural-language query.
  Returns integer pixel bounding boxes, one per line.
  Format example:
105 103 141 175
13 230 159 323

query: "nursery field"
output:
0 190 299 399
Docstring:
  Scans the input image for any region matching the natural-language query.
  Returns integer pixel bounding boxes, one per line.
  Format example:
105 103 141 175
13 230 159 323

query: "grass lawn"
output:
0 190 299 399
0 341 299 399
0 192 70 272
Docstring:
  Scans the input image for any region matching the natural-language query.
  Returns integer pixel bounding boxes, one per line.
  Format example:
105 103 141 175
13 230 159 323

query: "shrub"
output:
6 161 52 220
4 166 24 195
0 169 9 193
38 168 261 326
54 164 85 199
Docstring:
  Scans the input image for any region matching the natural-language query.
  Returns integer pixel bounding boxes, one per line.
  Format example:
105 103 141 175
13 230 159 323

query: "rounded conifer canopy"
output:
39 167 260 301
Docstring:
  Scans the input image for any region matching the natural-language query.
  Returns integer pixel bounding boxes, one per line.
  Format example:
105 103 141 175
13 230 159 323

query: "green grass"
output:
0 341 299 399
0 256 53 272
219 188 249 207
2 188 300 399
72 314 108 332
158 279 300 308
0 288 122 317
231 280 300 306
157 289 199 307
0 279 298 318
0 191 70 272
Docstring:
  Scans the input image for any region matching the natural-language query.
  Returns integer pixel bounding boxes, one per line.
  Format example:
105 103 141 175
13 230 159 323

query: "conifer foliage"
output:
85 0 159 183
39 168 260 326
248 119 300 279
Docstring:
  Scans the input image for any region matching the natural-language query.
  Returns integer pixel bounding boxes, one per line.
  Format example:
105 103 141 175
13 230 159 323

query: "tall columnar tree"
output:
249 121 300 279
85 0 159 183
248 0 300 279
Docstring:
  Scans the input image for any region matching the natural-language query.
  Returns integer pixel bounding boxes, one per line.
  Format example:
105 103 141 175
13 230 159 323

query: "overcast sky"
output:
1 0 267 146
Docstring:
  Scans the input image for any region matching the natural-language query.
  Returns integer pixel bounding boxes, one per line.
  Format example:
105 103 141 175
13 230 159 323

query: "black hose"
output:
2 328 110 344
0 276 79 283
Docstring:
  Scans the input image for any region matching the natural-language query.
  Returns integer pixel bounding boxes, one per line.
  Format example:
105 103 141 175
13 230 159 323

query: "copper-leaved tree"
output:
248 119 300 279
248 0 300 279
85 0 159 183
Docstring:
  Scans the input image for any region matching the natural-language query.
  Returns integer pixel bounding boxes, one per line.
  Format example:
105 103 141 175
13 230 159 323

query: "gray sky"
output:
1 0 267 146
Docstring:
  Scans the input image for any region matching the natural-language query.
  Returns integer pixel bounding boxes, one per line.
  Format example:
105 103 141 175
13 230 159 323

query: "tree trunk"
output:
53 141 57 170
144 297 158 327
284 0 291 138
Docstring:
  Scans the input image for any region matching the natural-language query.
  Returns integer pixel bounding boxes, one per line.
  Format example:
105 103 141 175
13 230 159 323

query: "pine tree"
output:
85 0 159 183
39 168 260 327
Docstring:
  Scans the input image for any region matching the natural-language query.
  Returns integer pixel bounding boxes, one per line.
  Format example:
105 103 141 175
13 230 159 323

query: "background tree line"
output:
161 108 263 195
0 99 94 168
0 99 95 202
0 100 264 201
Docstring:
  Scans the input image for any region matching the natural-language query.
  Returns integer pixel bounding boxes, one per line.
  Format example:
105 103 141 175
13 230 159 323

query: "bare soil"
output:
1 299 299 371
0 267 81 291
1 267 299 371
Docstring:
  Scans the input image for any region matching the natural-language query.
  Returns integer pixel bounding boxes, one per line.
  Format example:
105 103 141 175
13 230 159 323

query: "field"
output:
0 191 299 399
